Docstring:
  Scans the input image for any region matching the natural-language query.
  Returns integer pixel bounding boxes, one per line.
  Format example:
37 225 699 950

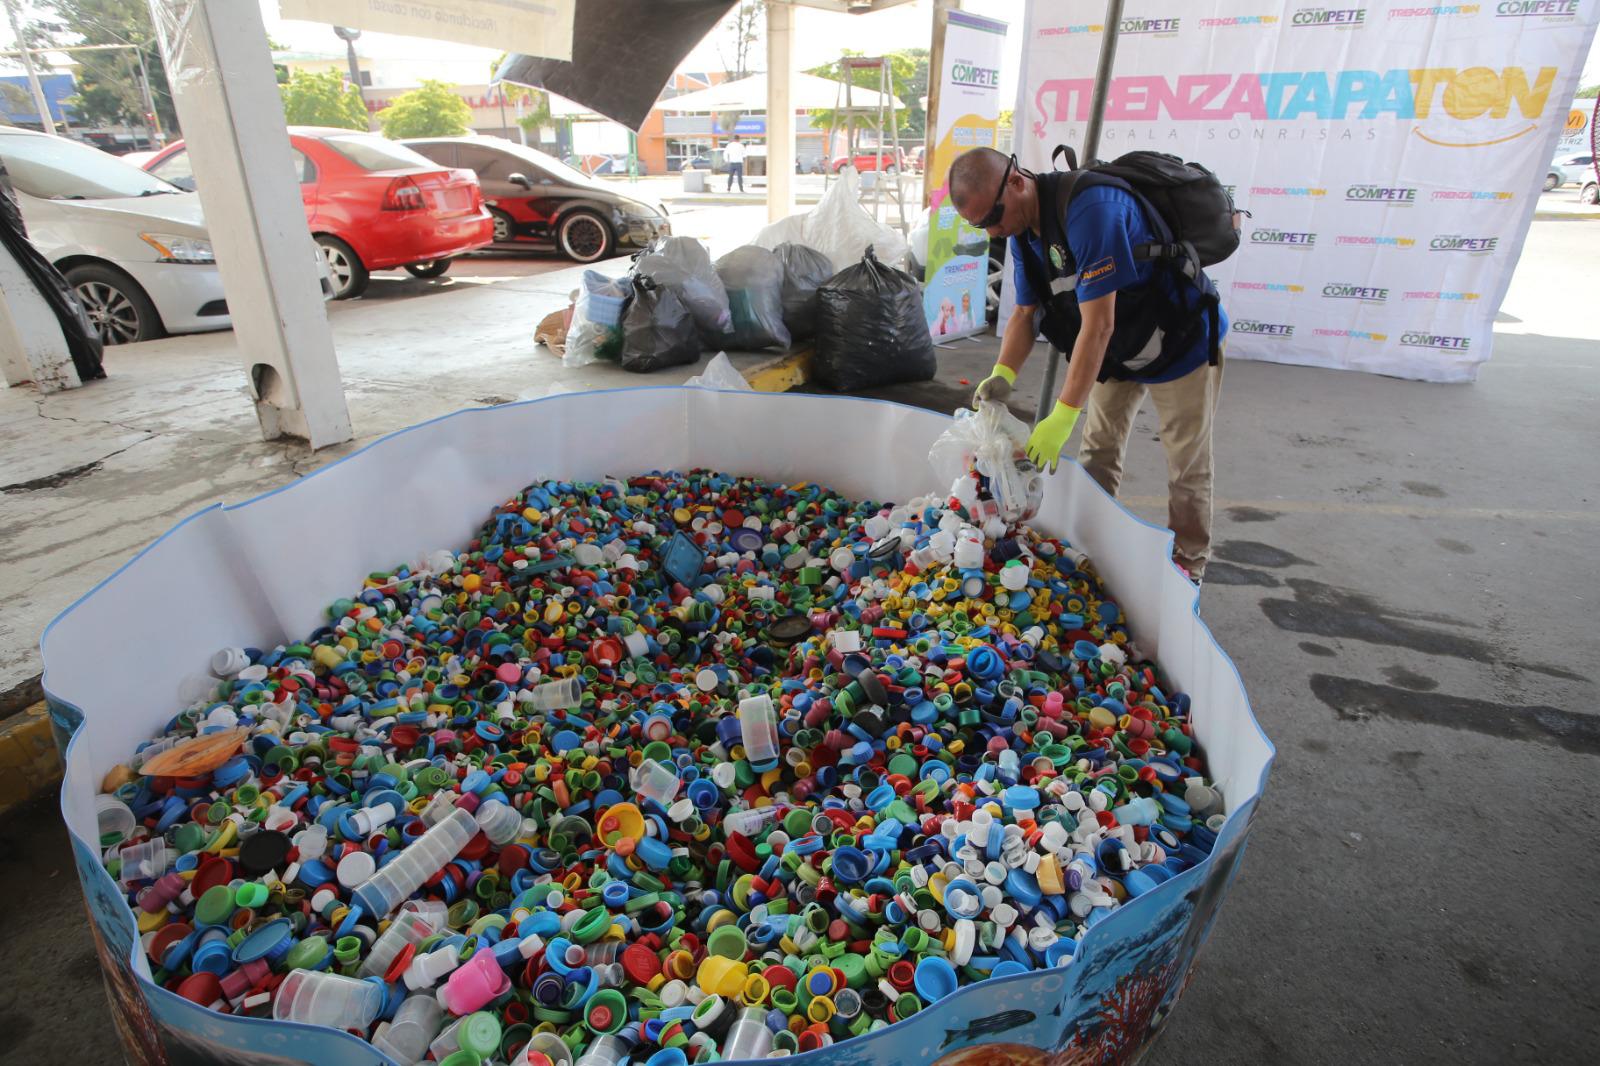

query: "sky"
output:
0 1 1597 115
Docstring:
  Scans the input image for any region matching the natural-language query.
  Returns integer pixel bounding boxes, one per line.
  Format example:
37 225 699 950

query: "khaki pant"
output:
1077 361 1224 579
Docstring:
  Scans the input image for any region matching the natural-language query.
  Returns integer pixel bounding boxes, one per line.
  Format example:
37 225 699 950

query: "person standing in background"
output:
725 135 747 193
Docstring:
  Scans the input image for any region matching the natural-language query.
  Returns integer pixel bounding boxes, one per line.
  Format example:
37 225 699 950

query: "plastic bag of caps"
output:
632 235 732 344
619 274 702 373
927 399 1045 529
564 270 630 368
813 245 937 391
772 241 834 342
714 245 792 351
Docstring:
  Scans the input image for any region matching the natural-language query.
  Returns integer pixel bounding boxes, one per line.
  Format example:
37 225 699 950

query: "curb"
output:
0 702 61 818
1532 212 1600 221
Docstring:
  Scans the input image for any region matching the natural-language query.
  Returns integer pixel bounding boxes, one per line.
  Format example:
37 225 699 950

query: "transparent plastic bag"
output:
714 246 791 351
683 351 751 390
565 270 630 368
753 167 909 273
633 236 732 343
927 401 1045 527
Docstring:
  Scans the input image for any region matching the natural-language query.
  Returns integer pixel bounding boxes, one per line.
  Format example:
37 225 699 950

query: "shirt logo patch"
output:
1080 256 1117 283
1049 245 1067 270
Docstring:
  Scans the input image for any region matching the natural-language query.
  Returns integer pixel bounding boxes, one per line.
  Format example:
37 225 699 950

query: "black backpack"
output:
1020 147 1240 379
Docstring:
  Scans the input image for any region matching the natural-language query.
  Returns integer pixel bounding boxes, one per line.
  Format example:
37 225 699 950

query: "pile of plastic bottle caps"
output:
96 468 1224 1066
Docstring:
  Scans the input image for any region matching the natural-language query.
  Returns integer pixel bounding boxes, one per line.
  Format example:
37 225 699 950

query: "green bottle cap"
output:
458 1012 502 1058
194 883 236 927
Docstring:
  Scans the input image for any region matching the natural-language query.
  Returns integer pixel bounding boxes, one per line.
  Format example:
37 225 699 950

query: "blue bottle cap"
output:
232 917 293 963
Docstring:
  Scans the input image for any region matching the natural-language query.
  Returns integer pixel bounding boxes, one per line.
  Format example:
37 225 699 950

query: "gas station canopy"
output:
661 71 902 114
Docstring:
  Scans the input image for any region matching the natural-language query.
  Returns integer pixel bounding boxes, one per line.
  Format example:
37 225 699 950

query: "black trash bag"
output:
634 235 731 344
0 160 104 381
620 275 702 373
773 241 833 342
713 245 791 351
813 246 936 391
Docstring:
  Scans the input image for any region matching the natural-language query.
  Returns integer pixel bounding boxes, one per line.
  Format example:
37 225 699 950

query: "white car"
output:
1547 152 1595 191
0 127 228 345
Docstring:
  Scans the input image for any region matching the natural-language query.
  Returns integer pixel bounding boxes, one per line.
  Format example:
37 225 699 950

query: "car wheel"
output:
315 235 369 299
1583 183 1599 206
557 210 613 263
404 259 452 279
1544 173 1559 191
488 207 515 243
65 263 163 346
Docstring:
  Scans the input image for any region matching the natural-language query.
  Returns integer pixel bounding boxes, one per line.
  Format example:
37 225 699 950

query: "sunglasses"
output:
976 154 1017 229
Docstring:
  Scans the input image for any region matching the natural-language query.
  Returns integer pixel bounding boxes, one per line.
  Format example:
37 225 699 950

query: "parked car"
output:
402 136 670 263
0 127 230 345
682 152 719 172
1546 153 1594 190
832 148 906 174
143 128 493 298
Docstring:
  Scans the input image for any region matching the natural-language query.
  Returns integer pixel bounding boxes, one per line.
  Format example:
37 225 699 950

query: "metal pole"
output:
1081 0 1123 166
4 0 57 135
1036 0 1121 423
135 43 162 144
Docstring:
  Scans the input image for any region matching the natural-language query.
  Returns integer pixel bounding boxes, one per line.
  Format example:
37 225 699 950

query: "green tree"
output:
490 54 551 137
807 50 925 143
279 70 368 130
376 80 473 138
30 0 178 133
1577 85 1599 100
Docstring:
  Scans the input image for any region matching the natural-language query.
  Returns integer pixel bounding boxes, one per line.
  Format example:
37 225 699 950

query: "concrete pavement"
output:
0 216 1595 1064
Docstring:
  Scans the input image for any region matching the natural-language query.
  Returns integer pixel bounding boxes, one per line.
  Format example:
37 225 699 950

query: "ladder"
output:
826 56 908 233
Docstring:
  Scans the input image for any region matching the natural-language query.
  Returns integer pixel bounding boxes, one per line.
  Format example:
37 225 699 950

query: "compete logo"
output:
1336 235 1416 247
1252 229 1318 246
1032 65 1560 149
1201 14 1281 26
952 62 1001 88
1400 331 1472 349
1346 185 1417 203
1431 189 1514 201
1120 16 1182 34
1291 7 1368 25
1429 235 1500 253
1403 290 1481 301
1251 186 1327 197
1388 4 1480 15
1494 0 1579 17
1233 281 1306 293
1314 328 1388 341
1233 319 1296 337
1322 283 1390 303
1039 24 1104 36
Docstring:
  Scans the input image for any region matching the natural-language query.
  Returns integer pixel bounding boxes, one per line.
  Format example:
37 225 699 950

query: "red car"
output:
142 127 493 299
831 148 907 174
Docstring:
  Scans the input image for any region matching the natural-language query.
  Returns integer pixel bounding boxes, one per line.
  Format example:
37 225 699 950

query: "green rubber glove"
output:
1026 401 1083 472
972 363 1017 407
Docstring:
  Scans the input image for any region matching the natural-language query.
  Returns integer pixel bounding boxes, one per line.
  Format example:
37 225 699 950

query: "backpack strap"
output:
1051 144 1079 172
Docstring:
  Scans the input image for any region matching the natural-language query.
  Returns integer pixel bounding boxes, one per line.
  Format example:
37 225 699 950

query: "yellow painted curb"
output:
0 701 61 816
745 348 814 393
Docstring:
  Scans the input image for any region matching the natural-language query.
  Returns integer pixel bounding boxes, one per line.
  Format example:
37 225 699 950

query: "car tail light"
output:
383 176 425 211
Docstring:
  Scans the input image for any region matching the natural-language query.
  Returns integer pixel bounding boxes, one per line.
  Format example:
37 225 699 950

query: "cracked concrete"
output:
0 254 794 699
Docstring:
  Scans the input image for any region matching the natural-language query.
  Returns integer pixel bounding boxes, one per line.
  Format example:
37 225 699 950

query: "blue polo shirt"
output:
1011 184 1226 384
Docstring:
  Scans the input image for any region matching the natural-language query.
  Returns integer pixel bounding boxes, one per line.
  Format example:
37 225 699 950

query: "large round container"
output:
43 388 1274 1066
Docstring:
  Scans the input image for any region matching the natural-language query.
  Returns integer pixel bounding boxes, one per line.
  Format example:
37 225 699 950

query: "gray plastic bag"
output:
714 245 792 351
633 236 732 344
773 242 834 342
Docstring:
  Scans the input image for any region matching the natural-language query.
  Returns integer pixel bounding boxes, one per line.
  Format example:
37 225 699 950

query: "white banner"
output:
926 11 1009 341
278 0 574 61
1011 1 1600 382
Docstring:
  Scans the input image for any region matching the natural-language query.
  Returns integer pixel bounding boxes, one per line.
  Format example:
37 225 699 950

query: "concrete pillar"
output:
765 0 795 222
0 242 78 392
147 0 353 449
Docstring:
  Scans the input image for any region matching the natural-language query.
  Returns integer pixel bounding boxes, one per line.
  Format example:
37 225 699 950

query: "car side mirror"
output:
508 172 533 189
